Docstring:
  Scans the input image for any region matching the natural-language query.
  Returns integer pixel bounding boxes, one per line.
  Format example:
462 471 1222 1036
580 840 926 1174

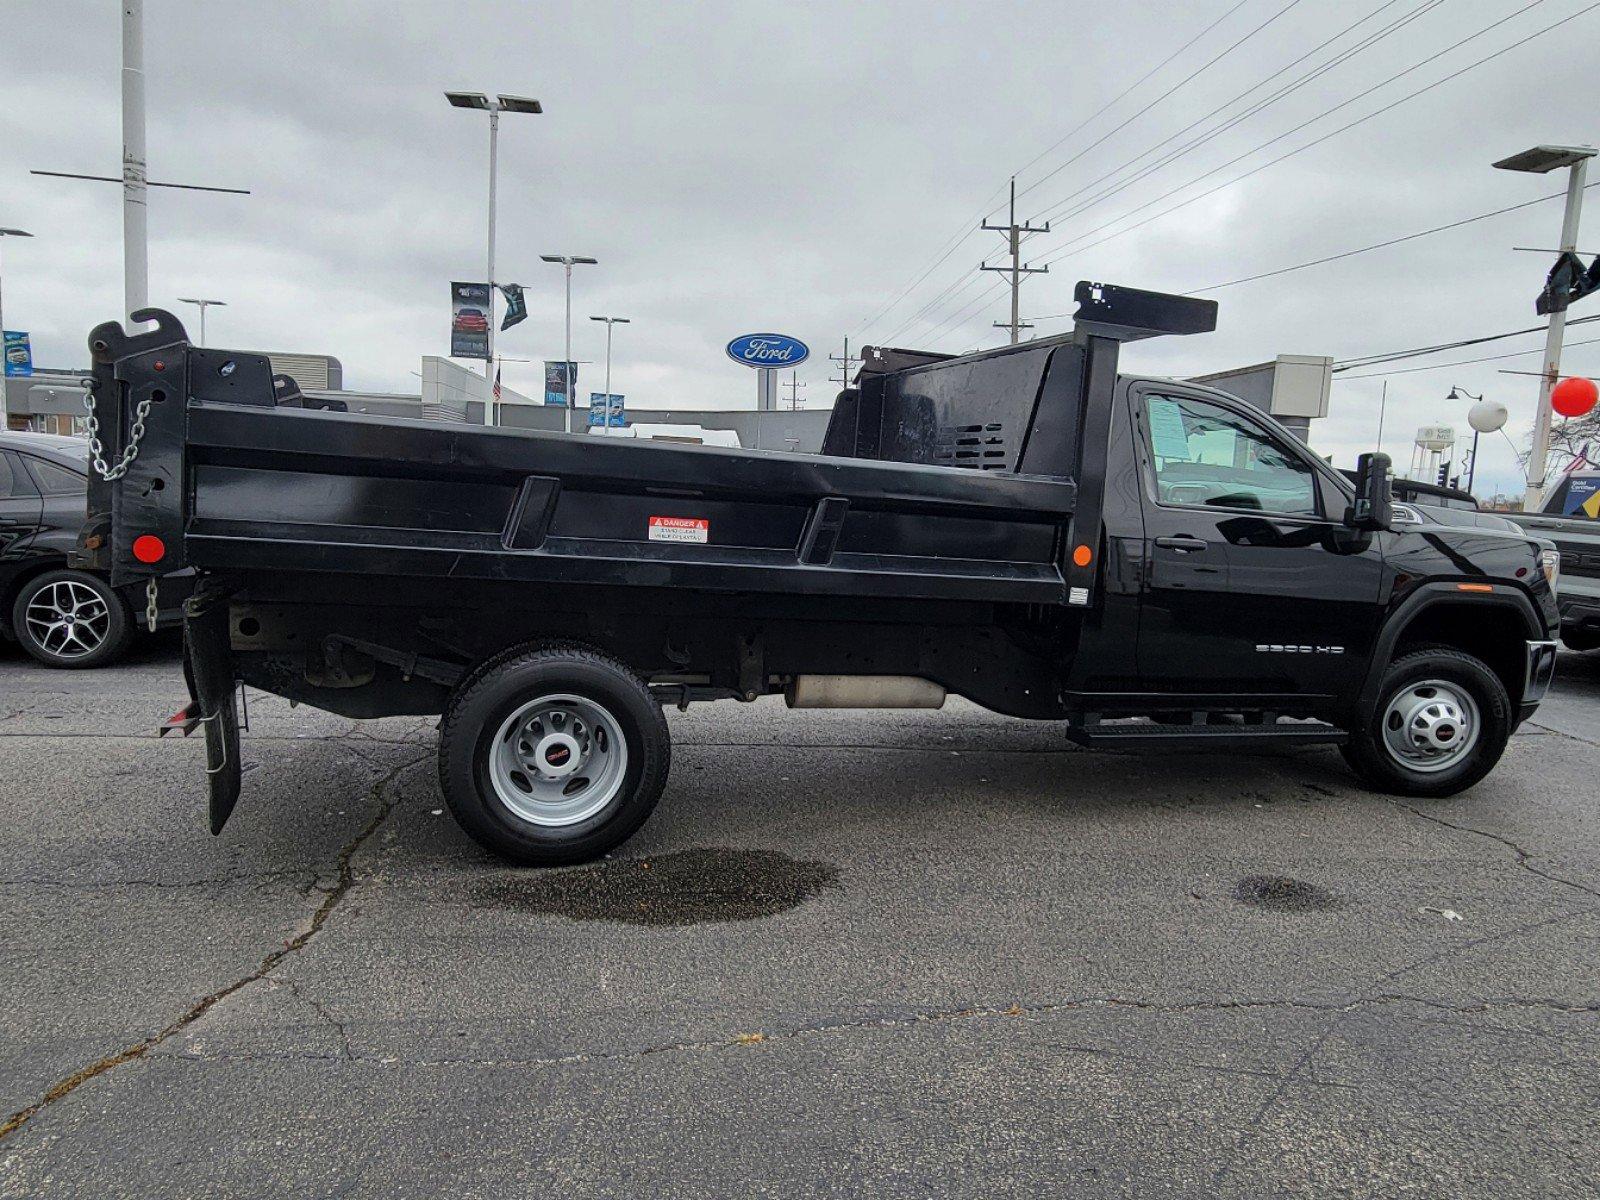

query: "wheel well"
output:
1392 601 1528 704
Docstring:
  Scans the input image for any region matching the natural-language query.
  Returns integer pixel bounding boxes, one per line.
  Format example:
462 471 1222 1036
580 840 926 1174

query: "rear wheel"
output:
1341 647 1511 797
438 645 670 865
10 569 134 669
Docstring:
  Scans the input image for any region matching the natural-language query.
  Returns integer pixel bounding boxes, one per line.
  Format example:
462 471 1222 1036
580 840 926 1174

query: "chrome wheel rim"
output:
1380 678 1479 773
488 693 629 826
24 579 111 660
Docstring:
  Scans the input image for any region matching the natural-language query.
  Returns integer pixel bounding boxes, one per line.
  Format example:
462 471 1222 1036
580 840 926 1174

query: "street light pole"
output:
0 228 32 429
541 254 597 434
1493 144 1596 511
1448 386 1484 495
446 92 542 424
176 297 226 346
589 315 630 435
122 0 147 320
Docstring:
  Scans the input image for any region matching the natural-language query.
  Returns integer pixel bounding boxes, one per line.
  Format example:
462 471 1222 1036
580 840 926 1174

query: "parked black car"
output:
0 430 187 667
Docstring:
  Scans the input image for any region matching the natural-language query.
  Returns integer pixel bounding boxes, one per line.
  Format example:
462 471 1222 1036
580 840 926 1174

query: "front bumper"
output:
1525 639 1559 704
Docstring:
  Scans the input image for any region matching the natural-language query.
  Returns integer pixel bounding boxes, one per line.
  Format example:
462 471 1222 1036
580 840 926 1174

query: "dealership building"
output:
5 344 1330 456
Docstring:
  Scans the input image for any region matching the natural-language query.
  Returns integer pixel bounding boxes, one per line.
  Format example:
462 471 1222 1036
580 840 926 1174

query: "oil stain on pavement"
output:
471 846 841 926
1233 873 1343 912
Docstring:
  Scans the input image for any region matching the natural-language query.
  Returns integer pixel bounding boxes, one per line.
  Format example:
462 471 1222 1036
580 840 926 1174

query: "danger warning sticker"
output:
648 516 709 544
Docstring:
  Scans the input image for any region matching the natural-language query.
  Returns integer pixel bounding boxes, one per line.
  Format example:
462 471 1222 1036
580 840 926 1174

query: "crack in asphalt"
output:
147 987 1599 1079
0 750 427 1145
1383 796 1600 902
1217 903 1600 1183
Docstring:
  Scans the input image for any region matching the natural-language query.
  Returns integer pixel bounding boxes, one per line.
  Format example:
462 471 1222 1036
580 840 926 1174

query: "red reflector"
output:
132 535 165 564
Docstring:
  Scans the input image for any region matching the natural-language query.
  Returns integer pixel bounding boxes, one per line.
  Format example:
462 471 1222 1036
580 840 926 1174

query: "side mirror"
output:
1345 452 1393 532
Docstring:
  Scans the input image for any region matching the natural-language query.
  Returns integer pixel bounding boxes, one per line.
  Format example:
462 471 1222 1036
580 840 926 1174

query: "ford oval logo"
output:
726 333 809 369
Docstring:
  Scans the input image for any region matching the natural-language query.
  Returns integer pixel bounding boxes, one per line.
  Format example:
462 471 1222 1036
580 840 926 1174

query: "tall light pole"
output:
176 297 226 346
541 254 597 433
123 0 147 319
0 228 32 429
446 92 542 416
589 315 630 435
1493 144 1596 511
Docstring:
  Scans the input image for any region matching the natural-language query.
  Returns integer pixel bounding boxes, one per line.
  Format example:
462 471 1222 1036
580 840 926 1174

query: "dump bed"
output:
79 313 1079 608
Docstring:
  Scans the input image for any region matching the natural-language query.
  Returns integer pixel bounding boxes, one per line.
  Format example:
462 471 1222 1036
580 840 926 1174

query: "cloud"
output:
2 0 1596 498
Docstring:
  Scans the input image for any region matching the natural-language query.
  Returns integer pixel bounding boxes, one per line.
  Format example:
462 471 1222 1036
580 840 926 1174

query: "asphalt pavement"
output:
1 634 1597 1198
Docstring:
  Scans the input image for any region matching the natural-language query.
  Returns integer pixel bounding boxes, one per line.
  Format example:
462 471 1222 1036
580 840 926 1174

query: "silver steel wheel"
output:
23 579 112 661
1380 678 1480 774
488 692 629 827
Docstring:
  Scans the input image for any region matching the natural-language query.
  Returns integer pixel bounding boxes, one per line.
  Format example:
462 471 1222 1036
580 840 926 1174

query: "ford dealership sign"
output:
726 333 809 369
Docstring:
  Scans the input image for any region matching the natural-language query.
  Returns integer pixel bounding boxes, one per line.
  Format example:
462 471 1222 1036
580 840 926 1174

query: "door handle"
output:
1154 535 1209 553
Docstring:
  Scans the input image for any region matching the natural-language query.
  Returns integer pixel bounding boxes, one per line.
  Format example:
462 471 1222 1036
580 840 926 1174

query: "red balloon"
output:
1552 376 1598 419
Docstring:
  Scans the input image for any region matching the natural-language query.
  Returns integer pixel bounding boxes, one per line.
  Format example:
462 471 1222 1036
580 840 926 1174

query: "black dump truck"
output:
76 283 1561 865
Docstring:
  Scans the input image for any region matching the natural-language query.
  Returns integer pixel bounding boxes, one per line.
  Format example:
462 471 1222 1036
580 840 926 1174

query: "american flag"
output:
492 365 502 407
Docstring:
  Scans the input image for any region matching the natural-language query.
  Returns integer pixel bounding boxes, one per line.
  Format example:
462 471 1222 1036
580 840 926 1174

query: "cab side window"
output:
1143 393 1318 516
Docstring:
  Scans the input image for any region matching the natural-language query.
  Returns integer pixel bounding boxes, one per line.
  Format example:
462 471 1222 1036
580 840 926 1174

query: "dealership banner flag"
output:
4 331 33 377
498 283 527 331
544 360 577 406
588 393 626 427
450 282 491 359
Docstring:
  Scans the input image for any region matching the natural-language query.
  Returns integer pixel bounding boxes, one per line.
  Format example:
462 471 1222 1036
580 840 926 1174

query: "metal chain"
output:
146 579 159 633
82 383 154 481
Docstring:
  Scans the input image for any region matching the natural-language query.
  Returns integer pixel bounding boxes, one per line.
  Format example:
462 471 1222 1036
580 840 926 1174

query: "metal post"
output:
1467 428 1481 496
198 305 206 346
602 318 613 435
1525 156 1588 511
563 263 573 434
485 106 499 420
122 0 148 320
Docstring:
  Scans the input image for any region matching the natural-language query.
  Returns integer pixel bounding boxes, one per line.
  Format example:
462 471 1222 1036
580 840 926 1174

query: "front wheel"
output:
438 645 671 865
10 569 135 669
1341 647 1512 797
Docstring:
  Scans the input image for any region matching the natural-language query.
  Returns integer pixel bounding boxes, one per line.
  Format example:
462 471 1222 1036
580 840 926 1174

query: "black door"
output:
1131 387 1384 700
0 450 44 587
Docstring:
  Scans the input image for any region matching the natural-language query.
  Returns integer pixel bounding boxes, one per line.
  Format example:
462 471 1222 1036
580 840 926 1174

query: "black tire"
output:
438 644 670 866
10 569 135 670
1340 646 1512 798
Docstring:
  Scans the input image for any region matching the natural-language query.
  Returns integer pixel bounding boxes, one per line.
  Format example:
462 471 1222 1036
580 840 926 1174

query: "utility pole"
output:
829 337 861 392
0 228 30 430
783 371 806 411
980 177 1049 344
1493 144 1596 511
33 1 248 322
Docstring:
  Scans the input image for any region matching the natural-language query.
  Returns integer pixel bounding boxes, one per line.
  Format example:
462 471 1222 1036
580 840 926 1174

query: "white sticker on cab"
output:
648 516 709 544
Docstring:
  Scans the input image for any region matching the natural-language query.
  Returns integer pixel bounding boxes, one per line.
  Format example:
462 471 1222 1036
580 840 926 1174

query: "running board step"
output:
1064 720 1347 749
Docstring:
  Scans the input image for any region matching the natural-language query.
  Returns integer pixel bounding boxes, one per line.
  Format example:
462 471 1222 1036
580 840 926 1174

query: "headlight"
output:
1539 547 1561 591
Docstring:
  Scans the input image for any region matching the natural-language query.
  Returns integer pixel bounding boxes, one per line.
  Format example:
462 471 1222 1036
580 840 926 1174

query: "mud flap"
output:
182 596 242 834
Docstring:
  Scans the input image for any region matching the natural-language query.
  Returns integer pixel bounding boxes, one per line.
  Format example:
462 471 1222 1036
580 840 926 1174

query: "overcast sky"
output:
4 0 1597 495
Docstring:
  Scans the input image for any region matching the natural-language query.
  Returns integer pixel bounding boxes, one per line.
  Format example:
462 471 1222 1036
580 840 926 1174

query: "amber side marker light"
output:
1072 545 1093 567
1456 583 1494 594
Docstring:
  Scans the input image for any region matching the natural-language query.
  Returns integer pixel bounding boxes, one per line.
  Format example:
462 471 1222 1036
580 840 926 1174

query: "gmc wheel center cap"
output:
536 732 582 777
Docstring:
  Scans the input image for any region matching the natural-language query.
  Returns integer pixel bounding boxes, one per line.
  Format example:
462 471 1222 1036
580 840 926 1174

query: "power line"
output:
1334 315 1600 371
892 0 1544 347
1018 0 1590 282
1010 0 1310 211
1336 333 1600 379
854 0 1255 341
1030 0 1443 227
1190 182 1600 294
